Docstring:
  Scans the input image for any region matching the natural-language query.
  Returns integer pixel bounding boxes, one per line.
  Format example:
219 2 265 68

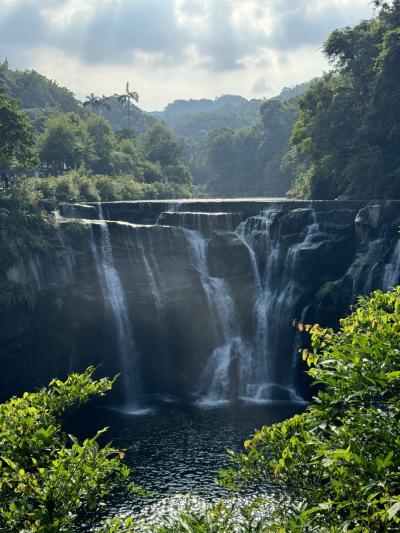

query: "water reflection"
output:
69 400 304 527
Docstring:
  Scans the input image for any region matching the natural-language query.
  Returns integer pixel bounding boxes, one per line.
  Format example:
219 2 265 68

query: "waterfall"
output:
6 199 400 408
126 228 169 380
183 229 248 405
90 212 145 413
235 209 319 402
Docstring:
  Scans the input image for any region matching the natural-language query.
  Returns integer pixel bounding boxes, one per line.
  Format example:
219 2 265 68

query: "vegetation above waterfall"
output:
0 88 194 200
2 3 400 200
0 89 37 171
191 1 400 199
192 98 299 197
288 0 400 199
0 58 312 199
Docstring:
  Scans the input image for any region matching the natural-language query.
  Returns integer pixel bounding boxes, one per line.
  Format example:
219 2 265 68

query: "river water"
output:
70 400 305 529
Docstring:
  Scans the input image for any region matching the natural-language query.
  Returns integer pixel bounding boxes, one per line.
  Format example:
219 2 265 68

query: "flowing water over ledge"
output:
68 401 304 529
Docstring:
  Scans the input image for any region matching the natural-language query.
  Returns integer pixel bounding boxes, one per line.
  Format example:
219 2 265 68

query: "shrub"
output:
0 368 134 532
219 288 400 531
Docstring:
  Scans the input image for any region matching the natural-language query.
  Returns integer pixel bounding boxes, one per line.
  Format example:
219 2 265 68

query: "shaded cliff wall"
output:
1 200 399 402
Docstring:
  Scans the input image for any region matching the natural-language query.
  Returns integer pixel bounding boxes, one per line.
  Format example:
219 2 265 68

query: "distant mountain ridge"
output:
151 81 313 141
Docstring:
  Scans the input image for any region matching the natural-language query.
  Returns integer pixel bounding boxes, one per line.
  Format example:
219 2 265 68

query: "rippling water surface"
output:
70 400 304 528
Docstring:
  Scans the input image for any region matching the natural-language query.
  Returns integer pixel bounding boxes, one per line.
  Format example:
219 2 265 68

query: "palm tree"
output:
83 93 101 114
117 82 139 130
98 95 111 116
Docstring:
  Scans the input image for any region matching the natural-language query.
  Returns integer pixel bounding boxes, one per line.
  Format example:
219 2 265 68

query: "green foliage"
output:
35 111 193 193
142 123 181 166
0 367 133 532
0 182 55 274
28 171 193 203
289 2 400 199
202 99 298 197
0 89 36 170
0 59 80 115
155 95 262 142
154 86 311 144
219 288 400 531
37 112 89 174
86 114 116 174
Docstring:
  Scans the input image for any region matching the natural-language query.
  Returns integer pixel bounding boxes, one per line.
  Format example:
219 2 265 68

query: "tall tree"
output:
98 95 111 116
83 93 100 114
117 82 139 131
85 114 115 174
142 122 181 166
0 89 36 172
37 113 88 174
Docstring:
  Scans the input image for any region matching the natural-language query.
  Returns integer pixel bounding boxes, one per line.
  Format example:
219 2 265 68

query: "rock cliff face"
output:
1 200 399 404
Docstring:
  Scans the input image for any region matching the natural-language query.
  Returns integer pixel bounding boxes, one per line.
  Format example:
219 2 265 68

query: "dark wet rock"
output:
277 208 312 237
59 202 99 220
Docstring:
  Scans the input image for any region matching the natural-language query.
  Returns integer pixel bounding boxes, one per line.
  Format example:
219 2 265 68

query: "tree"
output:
0 89 36 171
142 122 181 166
86 114 115 174
110 138 142 175
289 1 400 199
83 93 101 114
37 113 88 174
0 368 135 532
98 95 112 116
117 82 139 132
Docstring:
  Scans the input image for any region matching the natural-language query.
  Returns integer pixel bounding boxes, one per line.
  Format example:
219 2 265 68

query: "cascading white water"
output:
235 209 319 402
90 208 144 412
183 228 248 405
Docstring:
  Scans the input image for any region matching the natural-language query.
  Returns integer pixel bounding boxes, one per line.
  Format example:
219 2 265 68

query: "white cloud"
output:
0 0 374 109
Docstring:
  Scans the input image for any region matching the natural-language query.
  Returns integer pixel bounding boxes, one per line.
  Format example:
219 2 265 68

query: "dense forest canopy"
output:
0 59 313 198
0 90 36 171
289 0 400 199
0 74 194 201
193 98 299 197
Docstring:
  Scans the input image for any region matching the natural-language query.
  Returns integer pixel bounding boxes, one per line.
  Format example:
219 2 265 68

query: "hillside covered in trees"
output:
289 0 400 199
153 82 312 142
0 84 194 202
185 98 299 197
0 61 155 136
0 59 313 198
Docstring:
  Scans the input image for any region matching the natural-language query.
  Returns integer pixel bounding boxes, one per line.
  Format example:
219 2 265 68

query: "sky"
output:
0 0 375 111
